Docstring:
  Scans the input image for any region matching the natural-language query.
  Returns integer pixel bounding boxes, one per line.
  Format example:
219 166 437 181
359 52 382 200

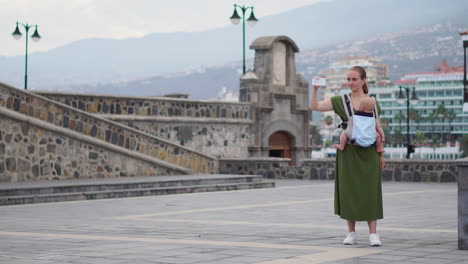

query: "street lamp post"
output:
460 31 468 112
230 4 258 75
12 22 42 90
397 86 419 159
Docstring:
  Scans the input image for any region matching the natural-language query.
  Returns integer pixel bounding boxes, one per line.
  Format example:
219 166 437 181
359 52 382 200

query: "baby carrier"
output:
340 94 377 147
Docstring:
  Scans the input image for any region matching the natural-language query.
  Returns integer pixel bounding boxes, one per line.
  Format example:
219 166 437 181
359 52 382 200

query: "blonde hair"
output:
349 66 368 94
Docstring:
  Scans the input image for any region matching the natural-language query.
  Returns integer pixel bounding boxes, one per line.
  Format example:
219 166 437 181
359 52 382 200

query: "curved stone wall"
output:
0 116 177 182
36 91 251 119
0 83 217 174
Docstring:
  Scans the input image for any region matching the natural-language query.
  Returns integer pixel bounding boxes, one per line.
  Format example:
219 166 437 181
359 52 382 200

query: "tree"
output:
409 108 421 130
414 131 426 157
380 118 390 144
427 111 438 137
309 125 322 149
414 131 426 146
430 134 441 158
324 115 334 141
445 110 457 143
393 129 404 147
394 112 405 132
435 104 447 140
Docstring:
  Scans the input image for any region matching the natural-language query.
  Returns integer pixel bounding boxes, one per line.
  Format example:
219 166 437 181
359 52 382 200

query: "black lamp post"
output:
12 22 42 90
460 31 468 112
397 86 419 159
230 4 258 75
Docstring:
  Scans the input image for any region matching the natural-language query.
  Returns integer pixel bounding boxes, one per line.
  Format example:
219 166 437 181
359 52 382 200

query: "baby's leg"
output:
332 131 348 151
376 133 385 153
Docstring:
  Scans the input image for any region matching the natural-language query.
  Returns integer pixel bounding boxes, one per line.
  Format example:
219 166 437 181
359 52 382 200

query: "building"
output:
371 61 467 142
318 56 390 141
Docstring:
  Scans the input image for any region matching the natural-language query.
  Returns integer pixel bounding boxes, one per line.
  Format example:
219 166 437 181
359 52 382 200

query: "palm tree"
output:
445 110 457 143
430 134 441 158
309 125 322 149
324 115 334 142
435 104 447 141
394 129 404 147
380 118 390 143
414 131 426 158
427 111 438 138
409 108 421 130
394 112 405 133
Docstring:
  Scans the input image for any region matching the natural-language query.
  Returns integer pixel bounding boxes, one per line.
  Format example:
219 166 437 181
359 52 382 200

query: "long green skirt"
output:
334 144 383 221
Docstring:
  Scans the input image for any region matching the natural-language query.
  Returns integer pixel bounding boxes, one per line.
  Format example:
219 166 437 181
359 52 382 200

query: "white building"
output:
318 56 390 142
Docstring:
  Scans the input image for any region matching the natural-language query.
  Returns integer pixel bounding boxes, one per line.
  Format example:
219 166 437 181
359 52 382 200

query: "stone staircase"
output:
0 82 217 178
0 174 275 206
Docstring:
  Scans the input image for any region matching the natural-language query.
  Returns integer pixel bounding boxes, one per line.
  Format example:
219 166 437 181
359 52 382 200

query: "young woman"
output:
310 66 385 246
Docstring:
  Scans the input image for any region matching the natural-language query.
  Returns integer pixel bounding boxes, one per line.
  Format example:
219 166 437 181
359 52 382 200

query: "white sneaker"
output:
369 233 382 246
343 232 357 245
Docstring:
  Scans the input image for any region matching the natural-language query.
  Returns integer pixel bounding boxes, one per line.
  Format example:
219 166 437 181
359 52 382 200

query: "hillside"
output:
1 0 467 91
67 22 464 99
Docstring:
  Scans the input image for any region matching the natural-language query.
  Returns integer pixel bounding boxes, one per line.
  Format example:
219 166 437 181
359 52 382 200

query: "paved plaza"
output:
0 179 467 264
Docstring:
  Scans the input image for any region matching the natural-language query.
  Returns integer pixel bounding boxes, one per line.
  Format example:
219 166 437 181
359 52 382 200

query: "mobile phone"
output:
311 77 327 87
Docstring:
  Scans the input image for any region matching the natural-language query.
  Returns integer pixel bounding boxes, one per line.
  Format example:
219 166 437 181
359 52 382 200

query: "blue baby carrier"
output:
340 94 377 147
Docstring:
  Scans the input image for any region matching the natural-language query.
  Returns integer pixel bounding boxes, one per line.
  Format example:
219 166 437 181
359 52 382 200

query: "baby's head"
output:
359 97 375 112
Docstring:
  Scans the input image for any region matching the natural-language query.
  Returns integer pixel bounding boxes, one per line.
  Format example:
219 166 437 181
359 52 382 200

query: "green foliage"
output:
393 129 404 146
430 134 440 149
324 115 334 126
414 131 426 146
309 125 322 148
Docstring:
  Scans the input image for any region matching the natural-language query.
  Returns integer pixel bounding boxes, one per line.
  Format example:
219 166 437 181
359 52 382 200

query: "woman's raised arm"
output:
310 86 333 112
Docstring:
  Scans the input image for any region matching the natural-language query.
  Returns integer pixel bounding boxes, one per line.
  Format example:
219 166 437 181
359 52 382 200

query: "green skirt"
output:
334 144 383 221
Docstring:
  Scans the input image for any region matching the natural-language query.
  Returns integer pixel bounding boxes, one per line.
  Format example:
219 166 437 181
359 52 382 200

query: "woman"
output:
310 66 385 246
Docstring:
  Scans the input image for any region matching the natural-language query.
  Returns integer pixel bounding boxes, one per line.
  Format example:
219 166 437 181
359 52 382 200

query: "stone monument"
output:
240 36 310 165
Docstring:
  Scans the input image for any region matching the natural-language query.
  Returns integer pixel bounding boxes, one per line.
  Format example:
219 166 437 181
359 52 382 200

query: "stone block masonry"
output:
0 82 218 181
36 92 253 158
36 91 251 120
0 116 177 182
220 158 458 182
121 119 251 158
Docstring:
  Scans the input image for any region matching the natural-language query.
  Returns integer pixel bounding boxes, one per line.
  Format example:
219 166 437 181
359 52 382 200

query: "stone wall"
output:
0 82 217 175
119 118 251 158
35 91 251 119
36 91 252 158
219 158 459 182
0 115 178 182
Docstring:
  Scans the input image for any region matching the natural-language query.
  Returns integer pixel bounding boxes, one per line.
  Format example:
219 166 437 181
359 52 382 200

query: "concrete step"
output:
0 175 275 206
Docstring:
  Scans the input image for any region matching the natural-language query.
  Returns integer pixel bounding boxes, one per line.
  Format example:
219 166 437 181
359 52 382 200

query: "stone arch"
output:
268 131 293 160
263 119 302 147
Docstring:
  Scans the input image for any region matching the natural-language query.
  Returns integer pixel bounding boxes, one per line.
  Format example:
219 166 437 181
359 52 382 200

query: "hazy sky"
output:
1 0 330 57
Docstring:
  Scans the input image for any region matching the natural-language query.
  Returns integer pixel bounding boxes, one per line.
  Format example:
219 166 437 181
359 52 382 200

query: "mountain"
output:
65 22 465 100
1 0 467 91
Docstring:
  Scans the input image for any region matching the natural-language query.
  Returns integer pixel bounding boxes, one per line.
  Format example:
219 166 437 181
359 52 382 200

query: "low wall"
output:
0 82 217 174
219 158 459 182
35 91 253 158
0 114 179 182
35 91 251 120
108 116 252 158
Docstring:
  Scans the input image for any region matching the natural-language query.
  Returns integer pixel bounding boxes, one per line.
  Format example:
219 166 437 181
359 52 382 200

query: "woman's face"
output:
347 70 366 93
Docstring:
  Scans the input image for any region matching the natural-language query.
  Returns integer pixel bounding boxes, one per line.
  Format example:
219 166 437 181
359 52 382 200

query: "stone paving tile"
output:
0 180 464 264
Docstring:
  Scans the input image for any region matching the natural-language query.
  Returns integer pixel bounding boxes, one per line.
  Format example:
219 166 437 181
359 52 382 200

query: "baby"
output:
333 96 385 152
